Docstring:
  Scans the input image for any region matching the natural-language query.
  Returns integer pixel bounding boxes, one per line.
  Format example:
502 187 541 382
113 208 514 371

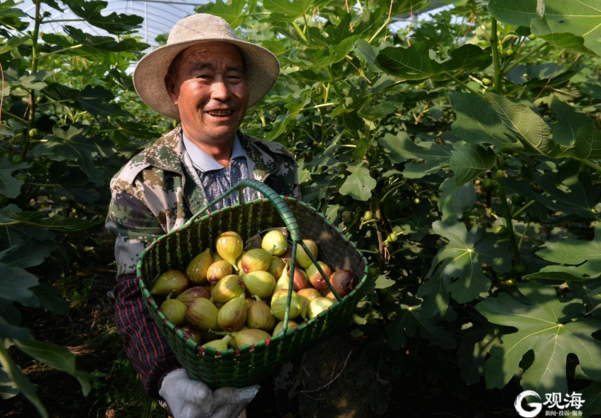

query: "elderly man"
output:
105 14 299 418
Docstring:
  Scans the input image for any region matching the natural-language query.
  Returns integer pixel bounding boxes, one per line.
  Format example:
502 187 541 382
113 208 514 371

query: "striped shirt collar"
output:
182 132 246 173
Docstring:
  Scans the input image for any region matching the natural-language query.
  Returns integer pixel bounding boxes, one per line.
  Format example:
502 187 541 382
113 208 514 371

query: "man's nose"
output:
210 78 230 101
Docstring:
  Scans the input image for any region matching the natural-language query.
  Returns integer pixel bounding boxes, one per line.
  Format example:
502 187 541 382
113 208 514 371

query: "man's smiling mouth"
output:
207 110 234 116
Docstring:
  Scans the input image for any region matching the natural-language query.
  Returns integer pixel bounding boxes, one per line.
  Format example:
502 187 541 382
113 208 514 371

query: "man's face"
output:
166 42 249 145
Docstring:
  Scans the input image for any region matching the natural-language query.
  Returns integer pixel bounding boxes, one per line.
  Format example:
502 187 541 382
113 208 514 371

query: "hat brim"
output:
133 39 280 120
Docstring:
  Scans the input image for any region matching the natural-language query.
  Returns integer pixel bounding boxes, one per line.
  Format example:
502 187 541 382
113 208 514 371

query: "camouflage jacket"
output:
106 126 299 276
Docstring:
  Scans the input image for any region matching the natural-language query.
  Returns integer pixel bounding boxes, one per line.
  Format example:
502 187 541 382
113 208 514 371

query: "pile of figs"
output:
149 229 359 351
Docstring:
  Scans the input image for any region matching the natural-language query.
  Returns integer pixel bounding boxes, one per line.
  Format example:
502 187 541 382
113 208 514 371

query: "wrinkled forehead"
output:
170 41 245 75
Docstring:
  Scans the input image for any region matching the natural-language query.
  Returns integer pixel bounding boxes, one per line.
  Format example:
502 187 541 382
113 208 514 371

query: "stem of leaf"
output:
368 0 393 43
512 199 535 218
490 19 502 93
518 221 530 250
291 21 308 43
446 73 483 98
497 179 522 265
38 44 84 60
380 179 406 202
2 110 28 124
578 158 601 174
23 0 41 158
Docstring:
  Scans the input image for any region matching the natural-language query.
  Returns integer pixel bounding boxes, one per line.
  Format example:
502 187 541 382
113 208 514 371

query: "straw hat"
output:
133 14 280 120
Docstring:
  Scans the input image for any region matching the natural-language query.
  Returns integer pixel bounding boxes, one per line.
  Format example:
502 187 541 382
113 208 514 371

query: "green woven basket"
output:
138 179 368 389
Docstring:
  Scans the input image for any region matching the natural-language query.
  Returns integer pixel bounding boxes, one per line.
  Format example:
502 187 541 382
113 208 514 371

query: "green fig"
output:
296 240 318 269
159 291 187 325
211 274 245 304
242 271 275 299
297 288 321 320
307 297 336 319
241 248 272 273
215 231 243 267
206 260 233 284
247 296 275 331
271 288 301 321
202 335 232 351
261 230 287 256
267 256 286 279
233 329 271 348
150 270 189 297
186 249 212 285
185 298 219 330
176 286 210 307
217 294 248 332
306 261 333 291
272 320 299 337
181 326 202 344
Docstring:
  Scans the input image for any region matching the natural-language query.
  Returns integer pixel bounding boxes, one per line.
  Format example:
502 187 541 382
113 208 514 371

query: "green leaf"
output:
457 325 503 385
489 0 601 56
31 283 69 315
0 239 56 268
263 0 312 21
0 317 32 340
0 35 30 55
33 125 104 183
485 93 562 157
1 211 100 232
374 275 395 289
438 176 476 225
551 98 595 146
532 223 601 282
339 163 376 201
0 158 30 198
197 0 248 28
0 342 47 418
450 142 496 186
13 339 90 396
376 43 488 80
63 0 143 34
301 36 360 67
386 304 456 350
450 92 521 150
476 282 601 395
0 264 38 301
571 124 601 160
582 382 601 417
418 221 512 316
63 26 149 53
77 85 133 118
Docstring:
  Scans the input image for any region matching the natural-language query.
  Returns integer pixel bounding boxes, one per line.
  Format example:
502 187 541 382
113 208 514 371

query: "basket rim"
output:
137 195 369 357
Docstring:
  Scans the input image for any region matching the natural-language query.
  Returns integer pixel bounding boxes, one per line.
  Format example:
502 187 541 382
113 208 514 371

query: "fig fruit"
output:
363 210 374 221
217 294 247 332
241 248 272 273
279 248 293 263
307 297 336 319
186 248 212 285
247 296 275 331
211 274 245 304
215 231 243 267
261 230 287 256
330 269 359 297
202 335 232 351
272 320 299 337
150 270 189 297
185 298 219 330
271 288 301 320
206 260 233 284
176 286 210 307
233 329 271 347
279 262 309 292
212 252 223 262
296 239 318 269
181 327 202 344
242 271 275 299
159 291 187 325
267 256 286 279
297 288 321 320
306 261 333 291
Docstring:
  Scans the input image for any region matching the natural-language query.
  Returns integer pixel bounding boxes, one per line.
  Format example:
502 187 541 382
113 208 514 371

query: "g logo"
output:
515 390 543 418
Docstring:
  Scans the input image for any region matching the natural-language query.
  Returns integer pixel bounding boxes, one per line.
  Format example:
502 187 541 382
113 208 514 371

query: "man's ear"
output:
165 74 179 105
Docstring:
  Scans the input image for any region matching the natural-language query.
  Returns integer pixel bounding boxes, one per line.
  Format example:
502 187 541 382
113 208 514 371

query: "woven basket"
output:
138 180 368 389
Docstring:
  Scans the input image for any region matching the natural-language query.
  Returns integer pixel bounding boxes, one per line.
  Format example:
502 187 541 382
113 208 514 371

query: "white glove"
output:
159 368 259 418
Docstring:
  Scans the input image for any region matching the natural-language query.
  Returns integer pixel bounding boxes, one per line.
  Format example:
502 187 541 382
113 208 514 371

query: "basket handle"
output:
184 179 342 335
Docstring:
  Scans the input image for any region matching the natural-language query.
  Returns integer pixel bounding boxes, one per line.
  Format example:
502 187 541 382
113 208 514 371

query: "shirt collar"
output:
182 132 246 173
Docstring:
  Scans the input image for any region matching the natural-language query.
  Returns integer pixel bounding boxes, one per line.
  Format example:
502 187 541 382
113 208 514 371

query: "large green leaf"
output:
63 26 149 53
0 264 38 301
476 283 601 396
301 36 360 67
385 304 456 350
339 163 376 201
0 239 56 268
0 158 30 199
33 125 104 183
450 142 496 186
63 0 143 34
489 0 601 56
376 43 489 80
457 323 503 385
378 132 451 178
551 99 594 147
196 0 249 28
529 223 601 282
0 342 47 418
438 176 476 225
417 221 512 316
450 92 521 150
263 0 312 21
572 124 601 160
13 339 90 396
0 34 30 55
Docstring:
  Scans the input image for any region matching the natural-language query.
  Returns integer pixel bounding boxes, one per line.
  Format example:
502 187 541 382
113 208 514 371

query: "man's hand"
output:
159 369 259 418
